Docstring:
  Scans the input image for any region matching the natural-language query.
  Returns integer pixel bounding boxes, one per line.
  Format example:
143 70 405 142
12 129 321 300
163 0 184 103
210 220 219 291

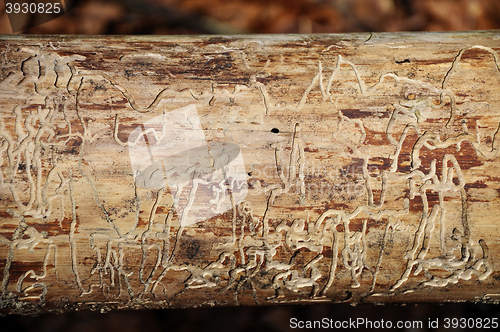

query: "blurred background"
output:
1 0 500 331
1 0 500 34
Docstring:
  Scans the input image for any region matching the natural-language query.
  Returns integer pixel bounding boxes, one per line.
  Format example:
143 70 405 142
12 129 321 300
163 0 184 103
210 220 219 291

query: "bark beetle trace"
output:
0 33 499 314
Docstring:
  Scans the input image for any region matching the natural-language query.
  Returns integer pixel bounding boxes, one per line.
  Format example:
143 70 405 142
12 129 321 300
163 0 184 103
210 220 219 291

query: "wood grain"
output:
1 32 500 315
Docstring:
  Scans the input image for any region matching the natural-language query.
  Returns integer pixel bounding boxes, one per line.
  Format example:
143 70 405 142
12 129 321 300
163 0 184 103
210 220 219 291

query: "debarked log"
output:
1 31 500 315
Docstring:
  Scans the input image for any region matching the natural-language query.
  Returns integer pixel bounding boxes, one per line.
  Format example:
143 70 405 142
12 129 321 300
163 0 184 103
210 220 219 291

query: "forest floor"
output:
1 0 499 34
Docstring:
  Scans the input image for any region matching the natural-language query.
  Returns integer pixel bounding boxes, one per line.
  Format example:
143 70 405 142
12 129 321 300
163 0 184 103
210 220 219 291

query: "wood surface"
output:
1 31 500 315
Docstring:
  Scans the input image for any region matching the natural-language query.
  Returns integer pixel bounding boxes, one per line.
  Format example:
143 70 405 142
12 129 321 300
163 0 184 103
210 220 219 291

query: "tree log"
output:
1 32 500 315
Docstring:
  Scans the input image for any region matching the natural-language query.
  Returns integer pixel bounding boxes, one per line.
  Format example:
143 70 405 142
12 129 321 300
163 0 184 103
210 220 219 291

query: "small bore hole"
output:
271 128 279 133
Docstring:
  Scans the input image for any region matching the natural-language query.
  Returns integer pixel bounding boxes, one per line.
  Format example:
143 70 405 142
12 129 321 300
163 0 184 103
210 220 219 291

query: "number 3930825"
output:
5 2 62 14
443 318 499 329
